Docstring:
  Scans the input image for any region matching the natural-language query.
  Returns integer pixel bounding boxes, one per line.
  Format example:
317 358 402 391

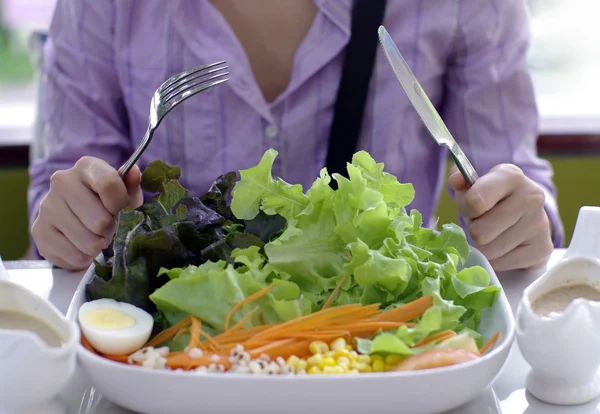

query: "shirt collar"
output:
315 0 352 36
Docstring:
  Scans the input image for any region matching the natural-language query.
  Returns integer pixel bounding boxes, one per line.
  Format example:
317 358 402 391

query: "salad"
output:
79 149 501 375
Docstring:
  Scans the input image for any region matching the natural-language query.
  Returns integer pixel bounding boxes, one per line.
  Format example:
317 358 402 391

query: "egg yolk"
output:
81 308 136 330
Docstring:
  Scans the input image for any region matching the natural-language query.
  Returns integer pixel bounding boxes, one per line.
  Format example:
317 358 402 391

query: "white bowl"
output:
67 247 515 414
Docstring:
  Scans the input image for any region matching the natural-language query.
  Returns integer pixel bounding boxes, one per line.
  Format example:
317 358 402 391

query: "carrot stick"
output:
480 332 500 355
224 285 275 331
188 317 203 350
247 338 312 359
281 330 351 341
166 352 232 371
258 321 411 343
414 330 457 348
212 325 274 344
322 273 349 310
146 316 192 348
331 321 411 332
250 304 380 342
172 327 189 343
199 326 222 351
103 353 130 363
377 296 433 322
247 338 296 357
226 306 260 333
282 306 380 330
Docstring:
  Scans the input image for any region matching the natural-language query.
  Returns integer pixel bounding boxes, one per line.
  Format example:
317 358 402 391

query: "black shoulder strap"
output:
325 0 388 179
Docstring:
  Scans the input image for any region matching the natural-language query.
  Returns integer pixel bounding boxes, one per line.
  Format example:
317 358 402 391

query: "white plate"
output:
66 247 515 414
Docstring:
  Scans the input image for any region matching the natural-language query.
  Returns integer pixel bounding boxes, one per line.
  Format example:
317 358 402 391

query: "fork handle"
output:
118 125 154 180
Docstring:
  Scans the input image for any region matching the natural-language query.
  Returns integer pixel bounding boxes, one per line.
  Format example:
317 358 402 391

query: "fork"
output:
118 61 230 179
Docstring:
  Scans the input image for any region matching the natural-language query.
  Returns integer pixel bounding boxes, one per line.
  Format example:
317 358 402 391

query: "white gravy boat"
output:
0 262 79 414
516 206 600 405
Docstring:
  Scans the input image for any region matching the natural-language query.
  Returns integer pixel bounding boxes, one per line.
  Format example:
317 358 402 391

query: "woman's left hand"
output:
448 164 553 271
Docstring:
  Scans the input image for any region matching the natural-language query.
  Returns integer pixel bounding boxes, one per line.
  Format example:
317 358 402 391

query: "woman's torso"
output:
113 0 457 226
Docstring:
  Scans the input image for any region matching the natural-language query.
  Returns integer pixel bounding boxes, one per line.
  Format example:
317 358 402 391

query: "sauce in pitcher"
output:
0 310 64 347
532 284 600 316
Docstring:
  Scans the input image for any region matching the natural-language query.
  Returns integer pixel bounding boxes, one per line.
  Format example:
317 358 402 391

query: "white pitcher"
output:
516 206 600 405
0 261 79 414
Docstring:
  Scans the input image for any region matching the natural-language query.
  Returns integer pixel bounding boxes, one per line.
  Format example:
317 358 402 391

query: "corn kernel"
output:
354 362 372 373
330 338 347 351
324 350 335 359
348 350 359 360
323 365 345 375
297 360 308 371
307 354 323 366
337 356 351 366
385 355 404 366
309 341 329 355
339 362 351 371
333 348 350 359
338 361 351 371
346 345 354 351
308 366 322 375
371 354 383 363
371 359 385 372
357 354 371 364
318 357 336 369
347 369 360 375
286 355 300 367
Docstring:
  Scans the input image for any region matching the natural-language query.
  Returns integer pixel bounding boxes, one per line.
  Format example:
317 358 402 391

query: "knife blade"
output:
377 25 479 187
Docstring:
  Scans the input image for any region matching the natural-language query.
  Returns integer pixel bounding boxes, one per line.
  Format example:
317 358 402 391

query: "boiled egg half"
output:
78 299 153 355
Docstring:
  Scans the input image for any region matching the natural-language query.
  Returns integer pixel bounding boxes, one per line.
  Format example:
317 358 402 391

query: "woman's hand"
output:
448 164 553 271
32 157 143 270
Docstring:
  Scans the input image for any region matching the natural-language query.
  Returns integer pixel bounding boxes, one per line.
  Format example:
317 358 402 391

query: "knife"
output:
377 25 479 187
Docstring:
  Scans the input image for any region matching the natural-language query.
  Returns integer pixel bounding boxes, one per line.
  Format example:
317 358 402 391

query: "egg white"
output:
78 298 154 355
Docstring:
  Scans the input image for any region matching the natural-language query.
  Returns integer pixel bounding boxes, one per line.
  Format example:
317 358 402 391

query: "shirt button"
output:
265 125 278 139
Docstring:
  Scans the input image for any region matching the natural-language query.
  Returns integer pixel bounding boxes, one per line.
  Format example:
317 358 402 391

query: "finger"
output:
75 157 130 215
124 164 143 208
448 166 468 192
467 195 523 246
34 224 93 270
475 215 528 262
455 164 523 220
61 178 117 240
489 236 553 272
48 195 107 257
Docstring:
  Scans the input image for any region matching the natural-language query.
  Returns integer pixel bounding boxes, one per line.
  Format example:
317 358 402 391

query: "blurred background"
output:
0 0 599 260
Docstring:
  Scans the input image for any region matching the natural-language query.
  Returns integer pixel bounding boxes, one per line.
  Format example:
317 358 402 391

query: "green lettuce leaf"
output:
88 162 266 312
369 333 413 356
421 277 467 331
447 266 501 310
150 247 311 332
230 149 309 220
395 306 443 346
90 149 500 347
349 151 415 208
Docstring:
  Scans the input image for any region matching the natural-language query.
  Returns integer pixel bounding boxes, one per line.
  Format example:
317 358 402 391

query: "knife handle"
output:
449 145 479 188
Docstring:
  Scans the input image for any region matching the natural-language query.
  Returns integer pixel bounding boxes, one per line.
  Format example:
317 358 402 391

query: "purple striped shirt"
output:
28 0 564 247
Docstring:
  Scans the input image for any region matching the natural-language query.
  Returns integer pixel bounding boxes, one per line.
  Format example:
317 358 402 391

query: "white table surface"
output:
6 249 600 414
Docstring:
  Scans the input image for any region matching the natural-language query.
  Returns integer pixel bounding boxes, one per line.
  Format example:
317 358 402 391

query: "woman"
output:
29 0 563 271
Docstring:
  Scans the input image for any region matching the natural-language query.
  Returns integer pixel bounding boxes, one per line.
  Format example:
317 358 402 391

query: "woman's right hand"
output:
31 156 143 270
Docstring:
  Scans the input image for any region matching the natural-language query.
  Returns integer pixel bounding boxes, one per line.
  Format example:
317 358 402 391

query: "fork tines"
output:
161 61 229 103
